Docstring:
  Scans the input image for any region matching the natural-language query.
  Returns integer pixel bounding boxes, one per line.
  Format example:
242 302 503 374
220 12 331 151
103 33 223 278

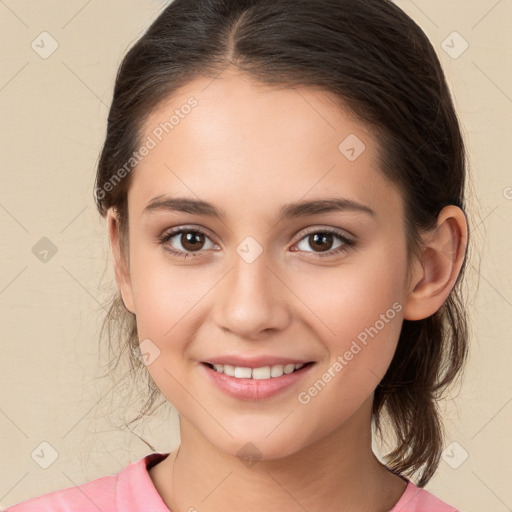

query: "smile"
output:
204 362 310 379
200 361 316 400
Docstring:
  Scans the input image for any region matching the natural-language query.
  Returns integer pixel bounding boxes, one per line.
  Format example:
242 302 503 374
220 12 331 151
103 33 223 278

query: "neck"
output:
151 399 407 512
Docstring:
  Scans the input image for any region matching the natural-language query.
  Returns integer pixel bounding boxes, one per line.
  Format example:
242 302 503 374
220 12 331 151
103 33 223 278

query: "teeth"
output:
252 366 271 379
283 363 295 374
234 366 252 378
270 364 284 377
209 362 306 379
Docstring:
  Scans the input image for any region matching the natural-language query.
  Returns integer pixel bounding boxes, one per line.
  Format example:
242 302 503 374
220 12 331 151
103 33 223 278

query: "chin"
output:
209 429 310 465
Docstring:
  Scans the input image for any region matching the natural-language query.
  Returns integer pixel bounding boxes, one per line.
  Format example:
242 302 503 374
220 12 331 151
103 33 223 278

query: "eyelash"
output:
157 227 356 259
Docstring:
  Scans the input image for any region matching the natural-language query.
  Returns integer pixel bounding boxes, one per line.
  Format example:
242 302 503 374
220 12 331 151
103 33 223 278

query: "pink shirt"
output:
4 452 459 511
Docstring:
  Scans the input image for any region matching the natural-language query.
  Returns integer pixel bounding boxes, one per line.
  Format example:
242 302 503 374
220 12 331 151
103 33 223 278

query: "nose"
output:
212 247 292 339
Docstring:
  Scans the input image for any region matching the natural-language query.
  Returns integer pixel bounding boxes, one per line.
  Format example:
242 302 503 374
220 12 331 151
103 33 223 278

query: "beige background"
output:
0 1 511 511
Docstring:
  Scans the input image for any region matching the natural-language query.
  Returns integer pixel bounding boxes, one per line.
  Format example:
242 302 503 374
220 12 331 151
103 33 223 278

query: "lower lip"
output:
200 362 315 400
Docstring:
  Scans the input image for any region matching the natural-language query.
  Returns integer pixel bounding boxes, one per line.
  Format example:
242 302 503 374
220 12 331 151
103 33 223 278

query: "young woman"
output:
6 0 469 510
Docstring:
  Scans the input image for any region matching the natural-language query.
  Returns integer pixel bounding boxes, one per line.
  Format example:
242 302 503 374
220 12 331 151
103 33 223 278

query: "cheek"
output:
129 243 196 320
289 247 406 380
290 256 406 341
127 254 201 407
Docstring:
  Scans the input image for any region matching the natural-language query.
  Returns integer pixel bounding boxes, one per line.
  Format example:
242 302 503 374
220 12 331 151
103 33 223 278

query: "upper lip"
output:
203 355 314 368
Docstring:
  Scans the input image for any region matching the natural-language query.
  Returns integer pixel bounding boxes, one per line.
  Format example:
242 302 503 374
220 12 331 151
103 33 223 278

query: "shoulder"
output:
3 472 117 512
390 478 460 512
3 452 171 512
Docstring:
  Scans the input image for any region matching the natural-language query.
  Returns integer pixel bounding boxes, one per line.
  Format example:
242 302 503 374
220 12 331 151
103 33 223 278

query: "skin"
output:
107 66 468 512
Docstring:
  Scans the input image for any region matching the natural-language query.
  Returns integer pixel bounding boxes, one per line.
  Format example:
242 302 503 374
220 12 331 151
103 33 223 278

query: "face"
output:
111 68 414 460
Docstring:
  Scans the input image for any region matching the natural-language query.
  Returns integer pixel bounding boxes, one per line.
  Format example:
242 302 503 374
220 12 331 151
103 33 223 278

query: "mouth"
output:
200 360 316 400
201 361 315 380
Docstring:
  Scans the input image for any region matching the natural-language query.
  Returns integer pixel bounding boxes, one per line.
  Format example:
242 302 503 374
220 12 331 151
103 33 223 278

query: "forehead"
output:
129 68 403 225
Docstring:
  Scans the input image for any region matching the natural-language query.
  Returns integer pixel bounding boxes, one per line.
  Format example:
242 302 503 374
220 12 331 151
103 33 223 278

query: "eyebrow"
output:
143 195 376 220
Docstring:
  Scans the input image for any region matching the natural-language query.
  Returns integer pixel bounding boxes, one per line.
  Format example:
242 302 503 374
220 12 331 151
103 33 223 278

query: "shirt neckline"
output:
116 452 172 511
126 452 417 512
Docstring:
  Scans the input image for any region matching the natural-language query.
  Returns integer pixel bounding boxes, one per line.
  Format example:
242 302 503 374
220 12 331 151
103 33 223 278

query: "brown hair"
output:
94 0 470 487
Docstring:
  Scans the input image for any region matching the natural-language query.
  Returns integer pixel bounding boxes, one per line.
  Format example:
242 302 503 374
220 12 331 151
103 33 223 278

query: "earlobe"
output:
106 208 136 314
403 205 468 321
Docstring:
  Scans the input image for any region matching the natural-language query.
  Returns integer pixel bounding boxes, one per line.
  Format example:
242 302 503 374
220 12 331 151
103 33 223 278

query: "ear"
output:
403 205 468 321
106 207 136 314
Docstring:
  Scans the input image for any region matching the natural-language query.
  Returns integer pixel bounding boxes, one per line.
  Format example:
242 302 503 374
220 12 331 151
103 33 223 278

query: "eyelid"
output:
159 225 355 262
159 224 217 242
159 224 354 247
292 226 355 257
296 225 355 241
158 225 219 250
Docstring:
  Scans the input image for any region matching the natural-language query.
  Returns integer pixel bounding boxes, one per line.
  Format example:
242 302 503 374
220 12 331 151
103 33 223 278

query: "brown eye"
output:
159 228 216 258
180 231 206 252
294 229 355 257
307 233 335 252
